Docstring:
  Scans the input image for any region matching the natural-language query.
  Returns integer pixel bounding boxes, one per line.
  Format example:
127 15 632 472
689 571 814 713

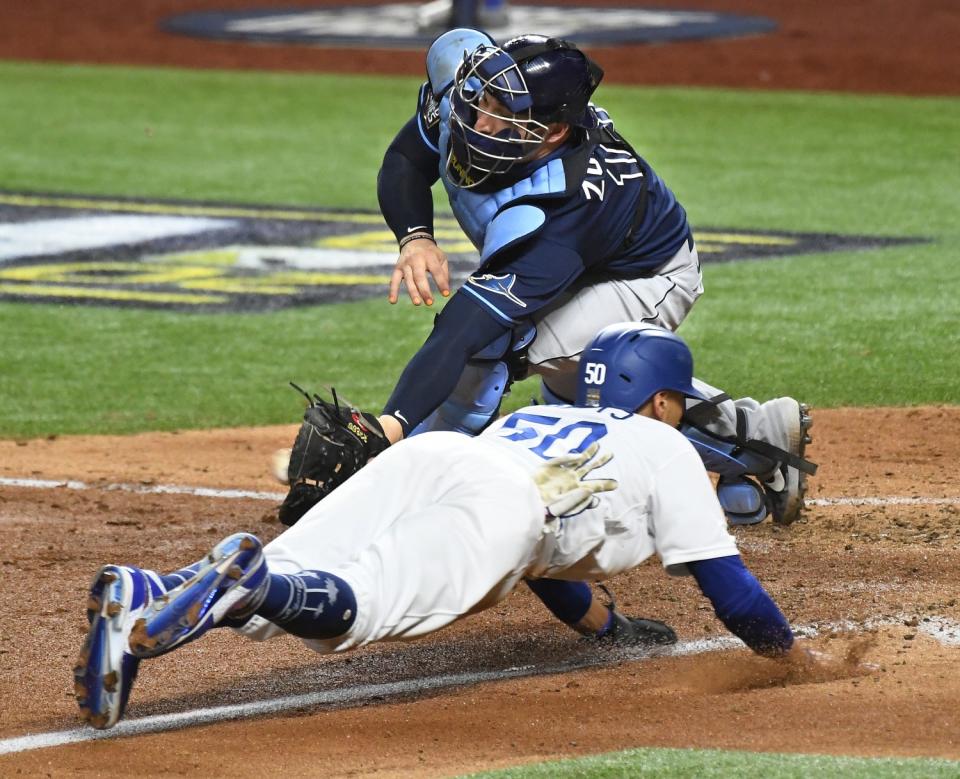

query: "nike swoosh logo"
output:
406 225 429 233
394 411 409 424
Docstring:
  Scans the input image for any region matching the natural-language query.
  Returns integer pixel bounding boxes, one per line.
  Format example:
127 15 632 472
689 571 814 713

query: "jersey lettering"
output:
581 157 605 200
496 412 609 460
581 150 643 200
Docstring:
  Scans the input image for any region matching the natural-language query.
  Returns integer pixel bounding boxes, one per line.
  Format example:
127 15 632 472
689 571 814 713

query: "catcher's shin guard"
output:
411 359 510 436
410 324 534 436
682 401 816 525
716 476 769 526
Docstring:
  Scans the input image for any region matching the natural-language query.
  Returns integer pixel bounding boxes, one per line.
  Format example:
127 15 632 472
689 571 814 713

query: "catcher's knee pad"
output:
411 360 511 436
681 424 778 479
717 476 769 526
411 325 535 437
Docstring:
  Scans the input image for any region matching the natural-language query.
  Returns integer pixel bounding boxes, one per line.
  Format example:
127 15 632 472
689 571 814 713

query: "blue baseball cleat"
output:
73 565 164 729
128 533 266 657
74 533 267 729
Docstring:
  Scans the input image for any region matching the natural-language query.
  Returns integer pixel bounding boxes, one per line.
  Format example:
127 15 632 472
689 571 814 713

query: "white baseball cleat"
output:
128 533 266 657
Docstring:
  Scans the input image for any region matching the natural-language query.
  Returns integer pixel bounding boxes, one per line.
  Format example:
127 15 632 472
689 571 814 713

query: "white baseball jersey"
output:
237 405 736 652
482 405 737 580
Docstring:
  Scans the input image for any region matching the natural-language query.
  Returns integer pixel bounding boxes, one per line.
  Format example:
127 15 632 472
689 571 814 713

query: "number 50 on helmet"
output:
576 324 710 411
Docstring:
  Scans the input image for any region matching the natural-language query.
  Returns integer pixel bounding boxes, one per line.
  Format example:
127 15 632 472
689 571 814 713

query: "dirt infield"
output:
5 0 960 95
2 1 959 776
1 408 959 776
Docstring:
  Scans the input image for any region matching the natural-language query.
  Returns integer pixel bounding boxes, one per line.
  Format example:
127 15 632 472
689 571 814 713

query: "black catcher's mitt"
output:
278 384 389 527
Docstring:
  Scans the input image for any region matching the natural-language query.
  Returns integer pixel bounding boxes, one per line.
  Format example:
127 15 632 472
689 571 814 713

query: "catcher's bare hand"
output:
389 238 450 306
534 442 619 518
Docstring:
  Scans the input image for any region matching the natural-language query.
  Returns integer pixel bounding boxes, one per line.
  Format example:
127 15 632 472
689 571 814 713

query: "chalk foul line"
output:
1 617 958 756
1 476 957 508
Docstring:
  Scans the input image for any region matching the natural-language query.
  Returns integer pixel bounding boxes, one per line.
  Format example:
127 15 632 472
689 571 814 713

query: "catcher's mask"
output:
576 324 710 412
446 35 604 189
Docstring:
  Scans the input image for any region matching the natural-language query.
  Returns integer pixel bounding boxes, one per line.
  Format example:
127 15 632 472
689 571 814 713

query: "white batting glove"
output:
533 442 619 518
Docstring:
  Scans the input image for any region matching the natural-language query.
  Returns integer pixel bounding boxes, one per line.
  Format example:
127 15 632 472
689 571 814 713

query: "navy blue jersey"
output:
404 82 690 324
377 78 691 433
463 141 689 325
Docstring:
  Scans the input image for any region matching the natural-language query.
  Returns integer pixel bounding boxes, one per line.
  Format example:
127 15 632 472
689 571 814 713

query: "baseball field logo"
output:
162 5 778 48
0 191 922 312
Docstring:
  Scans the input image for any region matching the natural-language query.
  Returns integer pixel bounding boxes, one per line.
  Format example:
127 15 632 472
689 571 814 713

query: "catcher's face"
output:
474 92 526 136
474 91 567 161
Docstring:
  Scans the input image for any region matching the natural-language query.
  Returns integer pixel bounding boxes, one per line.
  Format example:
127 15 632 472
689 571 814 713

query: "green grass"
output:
1 58 958 779
0 299 436 437
0 60 958 437
464 747 960 778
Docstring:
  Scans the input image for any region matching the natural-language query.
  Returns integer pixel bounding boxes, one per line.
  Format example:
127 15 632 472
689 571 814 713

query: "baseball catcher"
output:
277 384 389 527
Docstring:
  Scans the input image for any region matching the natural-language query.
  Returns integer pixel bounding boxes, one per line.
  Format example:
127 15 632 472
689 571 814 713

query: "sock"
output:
242 571 357 640
593 609 615 639
525 578 593 624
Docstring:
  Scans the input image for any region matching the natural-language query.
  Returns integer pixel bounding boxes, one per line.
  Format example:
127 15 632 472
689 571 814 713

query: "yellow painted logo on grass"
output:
0 191 917 311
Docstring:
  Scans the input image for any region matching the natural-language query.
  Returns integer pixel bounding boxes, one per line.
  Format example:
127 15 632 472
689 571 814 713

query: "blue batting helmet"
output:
576 324 710 411
446 34 603 189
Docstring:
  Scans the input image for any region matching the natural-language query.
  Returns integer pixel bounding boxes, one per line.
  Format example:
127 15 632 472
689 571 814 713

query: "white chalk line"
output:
1 616 958 757
0 476 286 502
0 639 723 757
1 476 958 508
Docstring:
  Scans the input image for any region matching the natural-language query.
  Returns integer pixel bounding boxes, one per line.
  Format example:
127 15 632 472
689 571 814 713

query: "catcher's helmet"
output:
446 34 603 189
575 324 710 412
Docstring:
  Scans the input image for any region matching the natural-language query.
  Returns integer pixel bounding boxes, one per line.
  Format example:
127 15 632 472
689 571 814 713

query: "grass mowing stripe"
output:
0 62 408 208
0 61 957 436
0 299 436 436
465 746 960 778
1 61 958 231
0 238 956 437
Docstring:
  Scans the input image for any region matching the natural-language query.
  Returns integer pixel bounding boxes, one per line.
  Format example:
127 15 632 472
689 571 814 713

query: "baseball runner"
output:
76 325 832 731
276 29 816 642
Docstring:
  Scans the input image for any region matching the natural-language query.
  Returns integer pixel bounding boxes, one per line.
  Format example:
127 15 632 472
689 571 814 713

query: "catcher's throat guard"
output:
279 384 389 527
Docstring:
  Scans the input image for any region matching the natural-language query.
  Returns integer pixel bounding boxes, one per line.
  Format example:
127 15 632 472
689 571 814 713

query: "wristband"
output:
398 231 436 250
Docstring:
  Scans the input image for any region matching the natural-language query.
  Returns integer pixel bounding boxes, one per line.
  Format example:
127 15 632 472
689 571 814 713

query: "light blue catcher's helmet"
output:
576 324 709 411
426 28 497 96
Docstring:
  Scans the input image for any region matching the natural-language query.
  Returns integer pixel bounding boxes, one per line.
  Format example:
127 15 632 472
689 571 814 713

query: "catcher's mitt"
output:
278 384 389 527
